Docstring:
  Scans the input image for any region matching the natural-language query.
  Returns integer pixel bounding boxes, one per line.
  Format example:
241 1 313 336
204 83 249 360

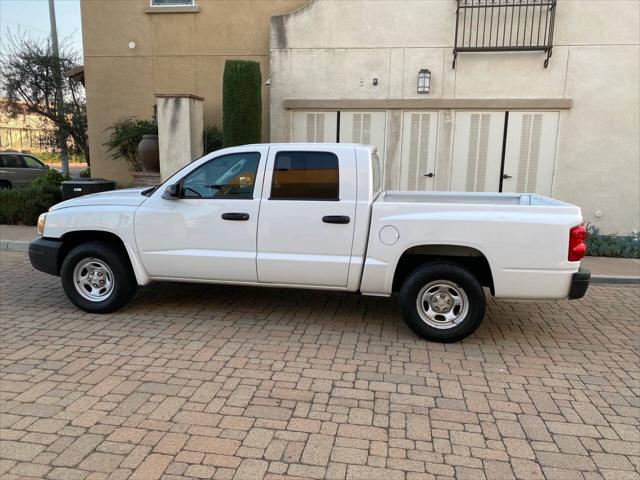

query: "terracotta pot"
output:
138 134 159 172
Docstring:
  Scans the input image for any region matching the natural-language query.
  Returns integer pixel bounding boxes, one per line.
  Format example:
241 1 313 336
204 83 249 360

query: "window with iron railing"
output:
453 0 557 68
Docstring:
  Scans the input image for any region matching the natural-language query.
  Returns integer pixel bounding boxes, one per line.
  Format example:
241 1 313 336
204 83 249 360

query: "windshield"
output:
140 153 210 197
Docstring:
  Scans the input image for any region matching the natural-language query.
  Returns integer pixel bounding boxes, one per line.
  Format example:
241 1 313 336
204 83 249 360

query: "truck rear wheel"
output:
399 262 485 342
60 241 137 313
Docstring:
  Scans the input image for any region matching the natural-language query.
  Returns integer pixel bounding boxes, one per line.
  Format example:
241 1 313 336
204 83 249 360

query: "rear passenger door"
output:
0 154 30 187
257 146 357 288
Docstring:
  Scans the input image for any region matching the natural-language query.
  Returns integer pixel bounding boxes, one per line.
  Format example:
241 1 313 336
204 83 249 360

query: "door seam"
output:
498 111 510 192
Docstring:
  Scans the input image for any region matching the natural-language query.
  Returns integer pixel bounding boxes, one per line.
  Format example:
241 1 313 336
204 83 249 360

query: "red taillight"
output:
568 225 587 261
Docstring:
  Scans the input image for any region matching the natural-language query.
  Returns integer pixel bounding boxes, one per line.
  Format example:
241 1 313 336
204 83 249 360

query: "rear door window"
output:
270 151 339 201
1 155 24 168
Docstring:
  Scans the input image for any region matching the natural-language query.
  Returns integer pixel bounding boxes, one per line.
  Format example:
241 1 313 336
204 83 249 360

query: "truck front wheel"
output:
60 241 137 313
399 262 486 342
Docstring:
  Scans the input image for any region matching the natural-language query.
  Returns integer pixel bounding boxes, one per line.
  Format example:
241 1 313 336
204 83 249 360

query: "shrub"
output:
79 167 91 178
104 118 157 171
223 60 262 147
0 170 69 225
0 185 62 225
586 224 640 259
203 126 224 154
32 168 70 188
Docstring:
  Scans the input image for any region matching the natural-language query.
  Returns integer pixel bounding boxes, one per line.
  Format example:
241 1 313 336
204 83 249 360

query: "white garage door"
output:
450 111 506 192
399 111 439 191
501 111 559 196
291 111 338 143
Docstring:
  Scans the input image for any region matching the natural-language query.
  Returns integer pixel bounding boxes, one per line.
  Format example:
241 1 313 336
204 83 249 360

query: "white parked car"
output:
29 144 590 342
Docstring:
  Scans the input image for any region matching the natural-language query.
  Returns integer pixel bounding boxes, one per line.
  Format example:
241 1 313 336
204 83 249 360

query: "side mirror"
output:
162 183 180 200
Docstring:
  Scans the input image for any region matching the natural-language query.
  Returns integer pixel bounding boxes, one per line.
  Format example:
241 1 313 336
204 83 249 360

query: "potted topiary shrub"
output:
104 118 158 172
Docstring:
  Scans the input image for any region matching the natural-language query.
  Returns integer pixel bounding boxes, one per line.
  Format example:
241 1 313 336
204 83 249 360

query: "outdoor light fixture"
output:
417 69 431 94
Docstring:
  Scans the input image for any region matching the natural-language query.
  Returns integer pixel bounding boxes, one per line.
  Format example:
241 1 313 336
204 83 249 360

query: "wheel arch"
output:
391 244 495 294
57 230 150 285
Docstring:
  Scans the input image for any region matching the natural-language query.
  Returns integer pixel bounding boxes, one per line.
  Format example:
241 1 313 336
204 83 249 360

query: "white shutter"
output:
306 113 325 142
350 113 373 145
339 110 386 163
450 111 505 192
502 111 558 196
291 111 338 143
400 111 438 191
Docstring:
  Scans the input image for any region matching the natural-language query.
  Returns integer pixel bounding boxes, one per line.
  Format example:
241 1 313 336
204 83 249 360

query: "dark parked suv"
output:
0 151 49 188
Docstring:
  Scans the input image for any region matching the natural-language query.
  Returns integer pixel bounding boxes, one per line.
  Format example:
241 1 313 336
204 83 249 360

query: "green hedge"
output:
586 224 640 258
0 185 62 225
0 170 68 225
203 126 224 154
223 60 262 147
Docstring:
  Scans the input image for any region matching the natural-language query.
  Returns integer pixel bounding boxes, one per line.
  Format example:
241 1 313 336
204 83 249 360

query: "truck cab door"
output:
134 147 268 282
256 145 357 288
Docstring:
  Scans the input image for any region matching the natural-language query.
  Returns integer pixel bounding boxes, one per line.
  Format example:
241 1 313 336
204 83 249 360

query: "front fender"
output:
42 206 151 285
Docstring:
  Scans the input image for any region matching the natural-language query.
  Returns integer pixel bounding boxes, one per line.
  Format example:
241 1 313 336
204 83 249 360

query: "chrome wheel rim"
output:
416 280 469 329
73 258 114 302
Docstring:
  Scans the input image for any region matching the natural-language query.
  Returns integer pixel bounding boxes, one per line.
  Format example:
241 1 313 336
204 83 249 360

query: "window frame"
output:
178 151 262 200
149 0 195 7
269 150 340 202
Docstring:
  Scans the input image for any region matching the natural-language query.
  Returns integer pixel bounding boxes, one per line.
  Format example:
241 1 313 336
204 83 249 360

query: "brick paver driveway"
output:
1 251 639 480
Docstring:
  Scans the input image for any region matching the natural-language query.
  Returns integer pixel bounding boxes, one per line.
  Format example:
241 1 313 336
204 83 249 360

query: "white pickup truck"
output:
29 144 590 342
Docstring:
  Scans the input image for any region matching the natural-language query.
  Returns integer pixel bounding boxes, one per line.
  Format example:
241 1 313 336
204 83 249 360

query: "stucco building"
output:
80 0 305 185
81 0 639 234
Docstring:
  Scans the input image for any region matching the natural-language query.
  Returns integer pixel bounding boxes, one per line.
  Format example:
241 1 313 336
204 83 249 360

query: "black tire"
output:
60 241 137 313
399 262 486 342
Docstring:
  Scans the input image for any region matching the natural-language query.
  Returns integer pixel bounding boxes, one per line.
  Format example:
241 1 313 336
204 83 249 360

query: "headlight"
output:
37 214 47 236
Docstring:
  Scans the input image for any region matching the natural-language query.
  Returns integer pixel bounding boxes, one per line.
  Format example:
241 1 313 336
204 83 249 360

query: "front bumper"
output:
568 268 591 300
29 237 62 276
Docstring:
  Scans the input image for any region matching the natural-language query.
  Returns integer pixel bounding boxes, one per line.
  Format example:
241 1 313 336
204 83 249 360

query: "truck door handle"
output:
221 212 250 221
502 174 512 179
322 215 350 224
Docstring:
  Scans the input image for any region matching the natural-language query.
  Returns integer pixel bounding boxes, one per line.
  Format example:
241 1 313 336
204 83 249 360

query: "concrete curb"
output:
0 240 29 253
1 239 639 285
592 275 640 285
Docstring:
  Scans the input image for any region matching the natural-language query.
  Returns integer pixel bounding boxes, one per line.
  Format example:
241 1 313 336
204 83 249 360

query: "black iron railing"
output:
453 0 557 68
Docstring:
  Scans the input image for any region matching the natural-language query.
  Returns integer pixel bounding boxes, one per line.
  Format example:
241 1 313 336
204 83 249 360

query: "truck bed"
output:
362 190 584 299
380 191 572 207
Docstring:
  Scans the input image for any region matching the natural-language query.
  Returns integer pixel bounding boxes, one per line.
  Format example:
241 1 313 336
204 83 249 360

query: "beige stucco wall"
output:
270 0 640 234
80 0 306 186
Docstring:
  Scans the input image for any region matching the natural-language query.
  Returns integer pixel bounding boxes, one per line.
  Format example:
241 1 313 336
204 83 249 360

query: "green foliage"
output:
104 118 157 172
0 185 62 225
31 168 70 188
79 167 91 178
586 224 640 259
223 60 262 147
36 152 87 164
0 169 70 225
203 126 224 154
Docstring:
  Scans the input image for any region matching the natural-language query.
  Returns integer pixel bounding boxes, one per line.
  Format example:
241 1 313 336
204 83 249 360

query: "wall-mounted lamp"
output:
417 69 431 94
128 41 136 50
